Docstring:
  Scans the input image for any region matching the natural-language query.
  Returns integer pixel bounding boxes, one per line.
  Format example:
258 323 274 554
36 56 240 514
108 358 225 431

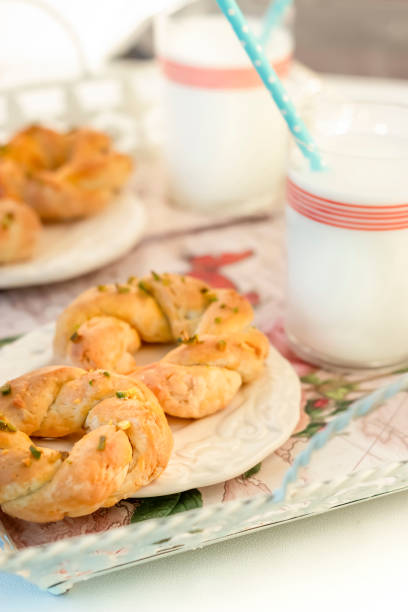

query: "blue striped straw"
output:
260 0 293 46
216 0 324 171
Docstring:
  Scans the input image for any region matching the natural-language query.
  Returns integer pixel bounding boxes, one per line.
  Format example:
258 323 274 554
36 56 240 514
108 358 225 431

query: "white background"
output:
1 489 408 610
0 0 168 87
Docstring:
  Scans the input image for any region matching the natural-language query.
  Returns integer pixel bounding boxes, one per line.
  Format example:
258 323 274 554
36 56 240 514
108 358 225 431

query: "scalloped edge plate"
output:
0 190 146 289
0 323 301 496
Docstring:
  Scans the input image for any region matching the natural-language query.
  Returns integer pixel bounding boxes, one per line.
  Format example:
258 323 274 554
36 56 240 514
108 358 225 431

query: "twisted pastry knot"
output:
0 366 173 523
0 125 133 221
54 273 270 419
0 198 41 263
0 159 41 263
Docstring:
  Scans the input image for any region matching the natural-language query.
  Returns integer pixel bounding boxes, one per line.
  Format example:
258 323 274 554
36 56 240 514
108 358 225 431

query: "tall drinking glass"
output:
156 0 317 214
286 100 408 369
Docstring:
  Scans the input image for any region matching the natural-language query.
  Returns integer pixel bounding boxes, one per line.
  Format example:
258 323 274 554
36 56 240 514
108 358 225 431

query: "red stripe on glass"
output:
288 179 408 211
287 180 408 231
287 185 408 221
288 183 408 220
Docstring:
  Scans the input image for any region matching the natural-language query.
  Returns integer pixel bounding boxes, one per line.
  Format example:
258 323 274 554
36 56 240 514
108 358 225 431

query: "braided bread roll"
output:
0 198 41 263
2 125 133 221
0 158 26 201
0 125 132 260
0 158 42 263
0 366 172 522
1 125 67 173
54 273 270 419
135 329 270 418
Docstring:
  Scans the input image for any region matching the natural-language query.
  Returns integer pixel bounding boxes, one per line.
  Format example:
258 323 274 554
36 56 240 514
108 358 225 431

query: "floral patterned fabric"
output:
1 160 407 549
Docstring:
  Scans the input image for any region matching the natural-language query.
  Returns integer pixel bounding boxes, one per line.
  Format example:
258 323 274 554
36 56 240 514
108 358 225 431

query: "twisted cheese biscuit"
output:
0 158 42 263
0 158 26 201
0 198 41 263
1 125 67 173
54 273 254 372
0 125 132 261
134 329 270 418
2 125 133 221
0 366 172 522
54 273 269 418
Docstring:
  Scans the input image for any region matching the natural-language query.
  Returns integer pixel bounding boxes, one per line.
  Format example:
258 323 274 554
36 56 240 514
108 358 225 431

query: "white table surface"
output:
2 73 408 609
1 489 408 610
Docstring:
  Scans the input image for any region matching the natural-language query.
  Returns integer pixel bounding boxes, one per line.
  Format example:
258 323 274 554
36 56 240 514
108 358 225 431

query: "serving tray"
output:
1 355 408 594
2 250 408 594
2 65 408 594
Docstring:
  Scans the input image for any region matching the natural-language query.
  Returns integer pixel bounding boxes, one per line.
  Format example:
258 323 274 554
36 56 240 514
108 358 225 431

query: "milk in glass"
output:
286 102 408 368
156 13 294 212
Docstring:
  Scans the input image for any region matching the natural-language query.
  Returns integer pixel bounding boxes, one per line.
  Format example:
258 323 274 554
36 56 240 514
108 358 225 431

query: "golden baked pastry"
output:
0 198 41 263
0 157 26 201
0 125 133 262
1 125 67 173
54 273 270 418
54 273 254 369
0 366 173 522
134 328 269 418
2 125 133 221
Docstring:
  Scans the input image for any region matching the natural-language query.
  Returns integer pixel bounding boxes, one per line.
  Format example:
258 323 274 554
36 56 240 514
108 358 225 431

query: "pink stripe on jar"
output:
160 55 292 89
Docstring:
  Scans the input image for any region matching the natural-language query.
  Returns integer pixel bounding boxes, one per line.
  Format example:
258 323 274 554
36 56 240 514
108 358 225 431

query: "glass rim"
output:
155 9 293 67
305 98 408 161
159 0 287 19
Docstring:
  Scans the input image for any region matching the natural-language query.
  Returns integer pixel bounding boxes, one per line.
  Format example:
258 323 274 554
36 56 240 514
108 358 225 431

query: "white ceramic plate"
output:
0 190 146 289
0 323 301 496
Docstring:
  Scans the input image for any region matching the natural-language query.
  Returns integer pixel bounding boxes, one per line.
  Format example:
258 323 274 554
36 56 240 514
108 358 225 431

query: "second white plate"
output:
0 324 301 496
0 190 146 289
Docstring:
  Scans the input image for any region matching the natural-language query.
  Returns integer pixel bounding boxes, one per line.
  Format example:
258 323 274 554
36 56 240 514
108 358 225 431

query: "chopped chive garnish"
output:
220 303 226 309
2 212 14 229
181 335 202 345
151 270 161 281
127 276 136 284
0 419 16 432
207 294 218 303
138 281 150 294
233 307 239 313
70 331 80 343
216 339 227 351
116 391 127 399
89 379 94 386
97 284 107 292
116 283 130 294
29 445 42 460
1 383 11 396
103 371 110 377
97 435 106 451
200 287 209 294
214 317 222 324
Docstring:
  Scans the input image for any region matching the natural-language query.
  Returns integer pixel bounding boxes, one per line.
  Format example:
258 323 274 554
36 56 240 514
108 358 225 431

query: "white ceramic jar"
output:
155 1 317 214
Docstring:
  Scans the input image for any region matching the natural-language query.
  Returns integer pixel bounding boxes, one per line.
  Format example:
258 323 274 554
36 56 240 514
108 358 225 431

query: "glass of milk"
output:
285 98 408 370
155 0 316 214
